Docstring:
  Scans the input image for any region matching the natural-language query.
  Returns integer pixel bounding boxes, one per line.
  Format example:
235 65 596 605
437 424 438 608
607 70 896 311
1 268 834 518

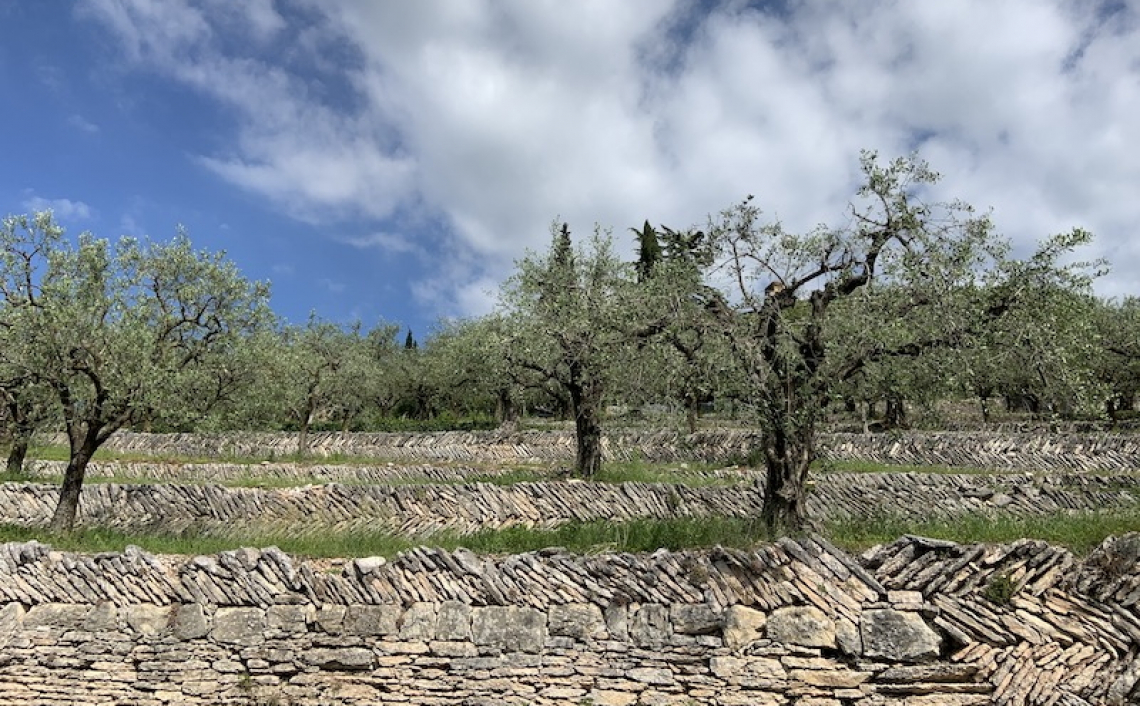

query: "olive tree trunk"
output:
49 432 101 532
569 379 604 479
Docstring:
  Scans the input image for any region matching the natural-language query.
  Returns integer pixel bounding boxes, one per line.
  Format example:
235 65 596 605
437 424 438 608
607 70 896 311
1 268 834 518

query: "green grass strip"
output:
3 508 1136 560
824 508 1140 555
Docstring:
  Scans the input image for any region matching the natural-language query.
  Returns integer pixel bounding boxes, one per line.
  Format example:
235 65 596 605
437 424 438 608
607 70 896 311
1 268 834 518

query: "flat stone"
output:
173 604 209 640
126 604 171 636
549 603 606 640
628 667 673 686
436 601 472 641
210 607 265 644
629 604 670 648
344 604 399 636
429 640 478 657
586 690 638 706
400 602 438 640
83 601 118 631
302 647 375 671
861 608 942 662
670 603 721 635
23 603 90 629
723 605 766 650
788 668 870 688
877 664 979 683
766 606 835 649
267 604 313 635
471 606 547 653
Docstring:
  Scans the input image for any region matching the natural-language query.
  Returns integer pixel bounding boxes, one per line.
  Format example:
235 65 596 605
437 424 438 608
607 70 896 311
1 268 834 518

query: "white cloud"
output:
79 0 1140 316
319 278 346 294
67 114 100 133
22 195 93 221
342 231 419 255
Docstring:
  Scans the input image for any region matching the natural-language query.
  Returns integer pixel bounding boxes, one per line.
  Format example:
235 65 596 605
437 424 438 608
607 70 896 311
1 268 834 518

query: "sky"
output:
1 0 1138 339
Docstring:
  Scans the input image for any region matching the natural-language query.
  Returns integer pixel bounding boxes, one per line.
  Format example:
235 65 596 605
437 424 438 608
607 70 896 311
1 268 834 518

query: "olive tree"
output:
0 373 56 475
698 152 1095 534
500 224 654 477
0 212 272 531
1095 297 1140 422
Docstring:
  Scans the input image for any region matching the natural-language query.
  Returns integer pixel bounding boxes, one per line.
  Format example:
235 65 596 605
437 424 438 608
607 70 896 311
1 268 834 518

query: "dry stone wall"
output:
93 429 1140 473
1 535 1138 705
2 472 1136 538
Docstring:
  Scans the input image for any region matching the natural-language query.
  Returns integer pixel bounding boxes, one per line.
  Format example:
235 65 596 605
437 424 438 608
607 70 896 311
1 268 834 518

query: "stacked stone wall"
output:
2 472 1138 538
91 429 1140 473
1 535 1138 705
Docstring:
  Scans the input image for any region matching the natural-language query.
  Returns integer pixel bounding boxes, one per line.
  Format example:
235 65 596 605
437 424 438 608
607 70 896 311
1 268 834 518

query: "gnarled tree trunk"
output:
569 375 604 479
49 431 101 533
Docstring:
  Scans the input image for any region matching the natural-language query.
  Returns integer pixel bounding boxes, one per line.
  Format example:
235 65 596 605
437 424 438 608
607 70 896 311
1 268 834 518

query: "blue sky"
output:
2 1 1138 338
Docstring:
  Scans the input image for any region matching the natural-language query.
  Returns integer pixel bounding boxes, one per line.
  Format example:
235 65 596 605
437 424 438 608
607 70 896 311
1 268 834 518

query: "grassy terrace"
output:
1 509 1137 559
2 443 1138 559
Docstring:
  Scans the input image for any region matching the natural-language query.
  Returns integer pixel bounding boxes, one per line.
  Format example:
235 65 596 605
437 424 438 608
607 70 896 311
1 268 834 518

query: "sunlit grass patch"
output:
824 508 1140 556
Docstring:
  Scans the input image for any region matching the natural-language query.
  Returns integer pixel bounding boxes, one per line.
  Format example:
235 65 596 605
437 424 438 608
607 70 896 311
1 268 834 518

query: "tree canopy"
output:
0 212 272 530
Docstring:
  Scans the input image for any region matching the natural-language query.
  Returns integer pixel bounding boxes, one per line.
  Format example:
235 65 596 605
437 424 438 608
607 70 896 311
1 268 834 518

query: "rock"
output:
861 608 941 662
399 602 438 640
302 647 375 670
314 604 346 634
766 605 836 649
210 607 265 645
429 640 477 657
23 603 90 629
628 667 673 686
586 690 638 706
1106 656 1140 706
125 604 171 636
471 606 547 653
435 600 472 641
629 604 670 648
835 617 861 656
83 601 118 631
267 604 313 635
549 603 606 641
723 605 767 650
669 603 721 635
344 604 398 636
173 604 209 640
788 668 870 688
605 603 629 641
352 555 386 577
0 603 25 638
990 493 1014 508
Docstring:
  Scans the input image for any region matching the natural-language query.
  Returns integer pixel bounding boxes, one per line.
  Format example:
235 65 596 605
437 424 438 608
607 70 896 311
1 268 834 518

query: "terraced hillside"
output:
0 428 1138 704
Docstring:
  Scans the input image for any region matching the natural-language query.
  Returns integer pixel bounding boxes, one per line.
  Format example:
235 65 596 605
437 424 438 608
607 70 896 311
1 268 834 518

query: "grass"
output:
20 443 396 467
0 516 770 559
5 507 1137 559
5 450 747 489
594 460 748 486
824 508 1140 555
5 441 1137 560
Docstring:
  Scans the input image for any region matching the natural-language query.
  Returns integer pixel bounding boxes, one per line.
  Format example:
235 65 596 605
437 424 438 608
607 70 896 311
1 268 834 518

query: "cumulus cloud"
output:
22 195 94 221
78 0 1140 316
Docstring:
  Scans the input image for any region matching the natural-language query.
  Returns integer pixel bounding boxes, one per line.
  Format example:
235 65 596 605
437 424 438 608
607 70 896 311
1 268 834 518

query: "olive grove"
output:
0 212 272 531
691 152 1098 533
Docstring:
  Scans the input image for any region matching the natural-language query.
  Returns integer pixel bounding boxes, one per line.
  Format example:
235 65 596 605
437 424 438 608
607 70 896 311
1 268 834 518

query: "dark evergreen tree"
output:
632 220 662 283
